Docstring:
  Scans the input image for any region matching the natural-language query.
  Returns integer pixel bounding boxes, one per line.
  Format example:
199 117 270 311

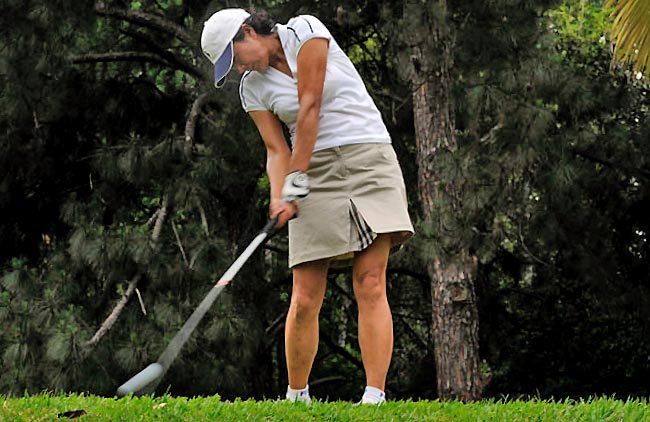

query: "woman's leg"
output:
285 258 330 389
352 234 392 391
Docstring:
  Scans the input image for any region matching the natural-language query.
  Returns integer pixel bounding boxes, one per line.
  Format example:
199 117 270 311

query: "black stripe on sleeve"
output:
301 16 314 33
287 27 301 42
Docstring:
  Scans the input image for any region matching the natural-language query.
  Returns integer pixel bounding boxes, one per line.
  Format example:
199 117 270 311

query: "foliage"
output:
0 0 425 400
447 0 650 398
606 0 650 76
0 0 268 397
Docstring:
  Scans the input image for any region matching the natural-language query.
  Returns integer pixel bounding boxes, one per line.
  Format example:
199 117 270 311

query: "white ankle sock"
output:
286 385 311 404
361 386 386 404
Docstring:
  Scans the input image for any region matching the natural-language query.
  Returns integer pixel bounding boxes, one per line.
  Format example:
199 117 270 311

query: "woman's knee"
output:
352 235 390 305
289 290 323 322
353 268 387 306
289 261 328 321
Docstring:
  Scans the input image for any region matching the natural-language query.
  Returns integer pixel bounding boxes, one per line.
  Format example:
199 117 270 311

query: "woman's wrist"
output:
282 170 310 203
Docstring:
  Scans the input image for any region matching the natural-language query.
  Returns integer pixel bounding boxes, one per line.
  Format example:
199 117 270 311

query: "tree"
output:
0 0 274 396
606 0 650 76
475 0 650 397
399 0 482 401
0 0 432 399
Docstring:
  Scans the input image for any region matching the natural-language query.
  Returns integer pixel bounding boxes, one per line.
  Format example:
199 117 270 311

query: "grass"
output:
1 394 649 421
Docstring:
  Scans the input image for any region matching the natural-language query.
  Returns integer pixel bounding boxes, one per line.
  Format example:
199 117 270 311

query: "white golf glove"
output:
282 170 310 203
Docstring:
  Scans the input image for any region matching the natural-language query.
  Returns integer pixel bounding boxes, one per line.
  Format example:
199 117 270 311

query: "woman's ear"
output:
242 24 257 39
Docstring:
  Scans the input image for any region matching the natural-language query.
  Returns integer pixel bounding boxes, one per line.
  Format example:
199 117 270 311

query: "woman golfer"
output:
201 8 413 404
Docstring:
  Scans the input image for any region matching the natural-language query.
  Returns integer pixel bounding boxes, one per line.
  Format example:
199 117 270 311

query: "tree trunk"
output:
404 0 483 401
428 256 481 401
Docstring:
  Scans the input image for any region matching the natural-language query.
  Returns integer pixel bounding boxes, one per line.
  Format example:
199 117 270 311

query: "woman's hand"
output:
270 198 298 228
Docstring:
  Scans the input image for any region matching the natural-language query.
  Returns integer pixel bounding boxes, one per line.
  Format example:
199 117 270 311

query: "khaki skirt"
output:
288 142 414 268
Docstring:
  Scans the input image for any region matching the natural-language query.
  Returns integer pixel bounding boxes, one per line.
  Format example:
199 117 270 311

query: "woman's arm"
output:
249 110 290 200
249 110 296 226
289 38 329 173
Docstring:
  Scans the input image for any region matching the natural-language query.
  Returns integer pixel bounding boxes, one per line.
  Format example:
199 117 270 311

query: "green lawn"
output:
1 394 649 421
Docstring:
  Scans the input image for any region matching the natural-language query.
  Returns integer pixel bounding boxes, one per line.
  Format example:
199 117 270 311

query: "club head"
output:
116 363 164 397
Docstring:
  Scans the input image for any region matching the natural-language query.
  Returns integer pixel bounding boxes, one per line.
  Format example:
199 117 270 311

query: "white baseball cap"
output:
201 8 251 88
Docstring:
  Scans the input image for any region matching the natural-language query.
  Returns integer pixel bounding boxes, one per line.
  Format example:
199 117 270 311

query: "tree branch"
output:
572 148 650 181
185 93 209 147
393 312 430 349
85 194 170 348
69 51 171 67
119 28 205 81
196 199 209 237
85 276 140 347
145 208 161 227
319 328 365 372
151 195 169 244
265 311 288 336
309 376 347 388
263 243 288 255
171 221 189 268
386 267 430 283
95 1 192 44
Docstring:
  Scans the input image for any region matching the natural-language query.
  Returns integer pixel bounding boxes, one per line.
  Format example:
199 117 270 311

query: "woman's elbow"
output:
266 147 291 165
300 94 323 116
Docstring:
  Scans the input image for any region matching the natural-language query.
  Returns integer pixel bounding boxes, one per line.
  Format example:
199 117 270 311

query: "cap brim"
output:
214 41 233 88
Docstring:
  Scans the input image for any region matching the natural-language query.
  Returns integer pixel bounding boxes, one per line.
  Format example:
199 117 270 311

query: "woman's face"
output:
232 27 269 74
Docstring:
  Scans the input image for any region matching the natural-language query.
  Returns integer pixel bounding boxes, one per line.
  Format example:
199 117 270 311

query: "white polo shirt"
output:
239 15 391 152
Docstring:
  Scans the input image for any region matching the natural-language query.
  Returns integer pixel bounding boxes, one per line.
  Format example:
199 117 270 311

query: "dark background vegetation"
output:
1 0 648 400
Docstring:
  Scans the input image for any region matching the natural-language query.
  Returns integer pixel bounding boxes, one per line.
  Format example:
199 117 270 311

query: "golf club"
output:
116 216 278 397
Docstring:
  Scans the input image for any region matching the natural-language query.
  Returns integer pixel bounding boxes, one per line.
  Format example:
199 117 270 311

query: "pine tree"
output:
474 0 650 397
396 0 483 401
0 0 275 395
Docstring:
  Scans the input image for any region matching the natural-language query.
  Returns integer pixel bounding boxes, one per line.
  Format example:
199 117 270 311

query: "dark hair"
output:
233 8 276 41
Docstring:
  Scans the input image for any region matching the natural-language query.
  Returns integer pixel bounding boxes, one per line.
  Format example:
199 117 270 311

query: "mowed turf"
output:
1 394 649 421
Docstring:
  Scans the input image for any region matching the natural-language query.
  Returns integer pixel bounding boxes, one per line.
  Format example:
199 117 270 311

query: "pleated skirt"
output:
288 142 414 268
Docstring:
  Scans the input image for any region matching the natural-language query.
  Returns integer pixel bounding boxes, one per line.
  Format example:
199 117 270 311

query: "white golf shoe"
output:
286 385 312 404
358 386 386 405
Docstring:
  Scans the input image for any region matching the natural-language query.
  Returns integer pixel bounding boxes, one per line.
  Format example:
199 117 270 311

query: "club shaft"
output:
218 231 269 285
157 230 269 371
132 218 277 395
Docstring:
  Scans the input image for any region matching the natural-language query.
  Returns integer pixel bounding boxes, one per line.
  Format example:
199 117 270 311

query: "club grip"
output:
262 216 279 234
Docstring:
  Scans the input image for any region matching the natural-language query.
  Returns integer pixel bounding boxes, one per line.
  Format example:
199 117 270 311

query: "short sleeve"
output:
239 72 267 112
286 15 332 57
